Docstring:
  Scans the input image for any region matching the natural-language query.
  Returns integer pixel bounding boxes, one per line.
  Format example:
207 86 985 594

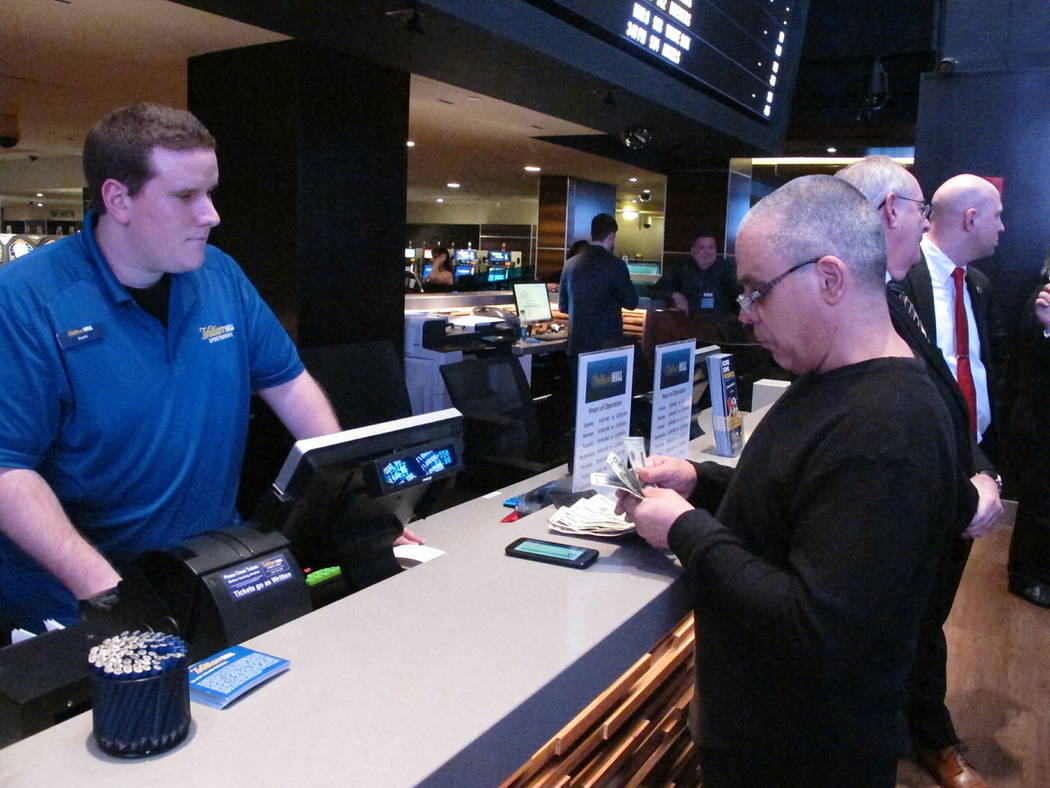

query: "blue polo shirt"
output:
0 214 304 629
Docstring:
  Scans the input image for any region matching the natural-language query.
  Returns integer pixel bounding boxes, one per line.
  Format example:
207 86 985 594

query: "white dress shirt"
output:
920 236 991 441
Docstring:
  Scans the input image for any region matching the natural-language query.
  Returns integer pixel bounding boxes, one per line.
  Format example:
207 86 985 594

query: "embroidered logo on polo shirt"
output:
199 323 235 344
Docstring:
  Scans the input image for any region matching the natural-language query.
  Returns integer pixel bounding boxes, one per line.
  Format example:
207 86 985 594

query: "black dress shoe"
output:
1008 576 1050 609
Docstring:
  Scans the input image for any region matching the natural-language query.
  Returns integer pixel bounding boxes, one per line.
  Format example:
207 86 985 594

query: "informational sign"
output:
706 352 743 456
535 0 801 120
572 346 634 491
649 339 695 458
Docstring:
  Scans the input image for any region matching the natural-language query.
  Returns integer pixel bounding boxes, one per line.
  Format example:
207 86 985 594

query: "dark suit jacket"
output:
887 289 979 534
903 254 1002 467
564 245 638 356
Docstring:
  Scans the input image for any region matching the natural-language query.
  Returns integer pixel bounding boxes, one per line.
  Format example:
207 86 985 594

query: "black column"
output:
188 40 410 348
914 2 1050 322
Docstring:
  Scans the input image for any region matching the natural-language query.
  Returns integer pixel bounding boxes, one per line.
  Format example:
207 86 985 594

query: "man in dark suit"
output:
558 213 638 357
899 172 1004 787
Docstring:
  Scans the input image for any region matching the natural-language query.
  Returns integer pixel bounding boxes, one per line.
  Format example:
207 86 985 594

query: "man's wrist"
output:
978 469 1003 494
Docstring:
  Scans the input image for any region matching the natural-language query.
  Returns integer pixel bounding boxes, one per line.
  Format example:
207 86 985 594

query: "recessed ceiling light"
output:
446 182 461 188
436 198 444 203
35 192 43 197
466 96 481 102
622 208 639 220
628 177 638 183
406 140 416 148
36 202 44 207
523 166 541 173
826 146 837 153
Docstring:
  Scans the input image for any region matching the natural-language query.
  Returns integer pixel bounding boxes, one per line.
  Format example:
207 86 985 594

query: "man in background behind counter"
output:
0 103 347 633
653 230 740 318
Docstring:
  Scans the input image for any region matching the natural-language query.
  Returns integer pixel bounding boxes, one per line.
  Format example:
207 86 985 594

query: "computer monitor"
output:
421 263 433 280
512 282 553 324
404 248 415 259
488 250 511 264
454 248 477 262
487 267 509 282
454 263 475 280
261 409 464 593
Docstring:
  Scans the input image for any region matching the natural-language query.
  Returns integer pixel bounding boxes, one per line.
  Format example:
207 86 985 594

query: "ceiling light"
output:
446 182 460 188
826 147 837 154
466 96 481 102
36 202 44 207
36 193 43 197
752 155 915 166
628 177 638 183
523 166 541 173
436 198 444 203
406 140 416 148
622 208 639 220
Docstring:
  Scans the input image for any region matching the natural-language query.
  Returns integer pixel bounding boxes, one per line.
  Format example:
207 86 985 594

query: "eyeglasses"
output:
878 194 932 219
736 257 820 314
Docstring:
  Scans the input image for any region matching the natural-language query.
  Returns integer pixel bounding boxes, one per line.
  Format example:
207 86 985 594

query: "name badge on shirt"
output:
700 292 715 310
56 324 105 349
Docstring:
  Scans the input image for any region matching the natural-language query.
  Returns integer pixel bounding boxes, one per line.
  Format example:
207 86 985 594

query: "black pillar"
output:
188 40 409 349
915 2 1050 323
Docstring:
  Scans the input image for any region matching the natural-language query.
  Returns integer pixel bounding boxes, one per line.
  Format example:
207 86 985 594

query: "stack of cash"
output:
548 493 635 538
590 436 648 500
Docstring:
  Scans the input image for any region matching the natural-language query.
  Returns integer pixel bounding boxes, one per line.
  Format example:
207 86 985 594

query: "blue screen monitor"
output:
454 263 474 280
421 264 433 280
487 268 509 282
488 251 511 264
454 248 477 262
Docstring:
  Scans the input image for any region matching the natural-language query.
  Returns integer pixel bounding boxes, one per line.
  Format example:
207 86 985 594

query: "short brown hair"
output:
83 103 216 215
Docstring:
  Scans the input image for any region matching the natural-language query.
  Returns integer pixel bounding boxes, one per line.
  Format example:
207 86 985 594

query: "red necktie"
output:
952 267 978 437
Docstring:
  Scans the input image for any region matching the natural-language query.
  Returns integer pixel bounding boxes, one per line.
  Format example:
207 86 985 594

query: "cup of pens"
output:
89 631 191 757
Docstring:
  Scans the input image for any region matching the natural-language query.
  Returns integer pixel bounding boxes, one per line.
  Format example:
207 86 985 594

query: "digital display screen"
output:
532 0 800 120
454 249 478 262
488 251 511 263
379 445 458 490
488 268 509 282
513 282 553 324
422 264 433 279
404 248 415 259
515 540 588 561
454 263 475 279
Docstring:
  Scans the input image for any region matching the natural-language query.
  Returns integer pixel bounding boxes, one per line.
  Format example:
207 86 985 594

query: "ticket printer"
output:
0 525 310 746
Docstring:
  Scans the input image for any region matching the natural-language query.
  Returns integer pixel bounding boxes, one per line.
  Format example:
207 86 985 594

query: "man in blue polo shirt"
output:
0 103 344 632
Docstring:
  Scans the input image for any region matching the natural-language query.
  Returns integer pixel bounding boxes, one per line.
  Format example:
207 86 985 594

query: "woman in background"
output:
426 246 454 286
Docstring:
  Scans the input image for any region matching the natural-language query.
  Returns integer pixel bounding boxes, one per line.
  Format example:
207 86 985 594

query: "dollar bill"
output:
623 436 647 470
590 472 643 499
605 451 643 497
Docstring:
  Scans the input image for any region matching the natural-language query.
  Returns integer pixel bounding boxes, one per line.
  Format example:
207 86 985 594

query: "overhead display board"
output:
528 0 802 122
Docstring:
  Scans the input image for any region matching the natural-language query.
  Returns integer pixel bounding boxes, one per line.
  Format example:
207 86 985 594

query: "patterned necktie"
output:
887 281 929 342
951 267 978 437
